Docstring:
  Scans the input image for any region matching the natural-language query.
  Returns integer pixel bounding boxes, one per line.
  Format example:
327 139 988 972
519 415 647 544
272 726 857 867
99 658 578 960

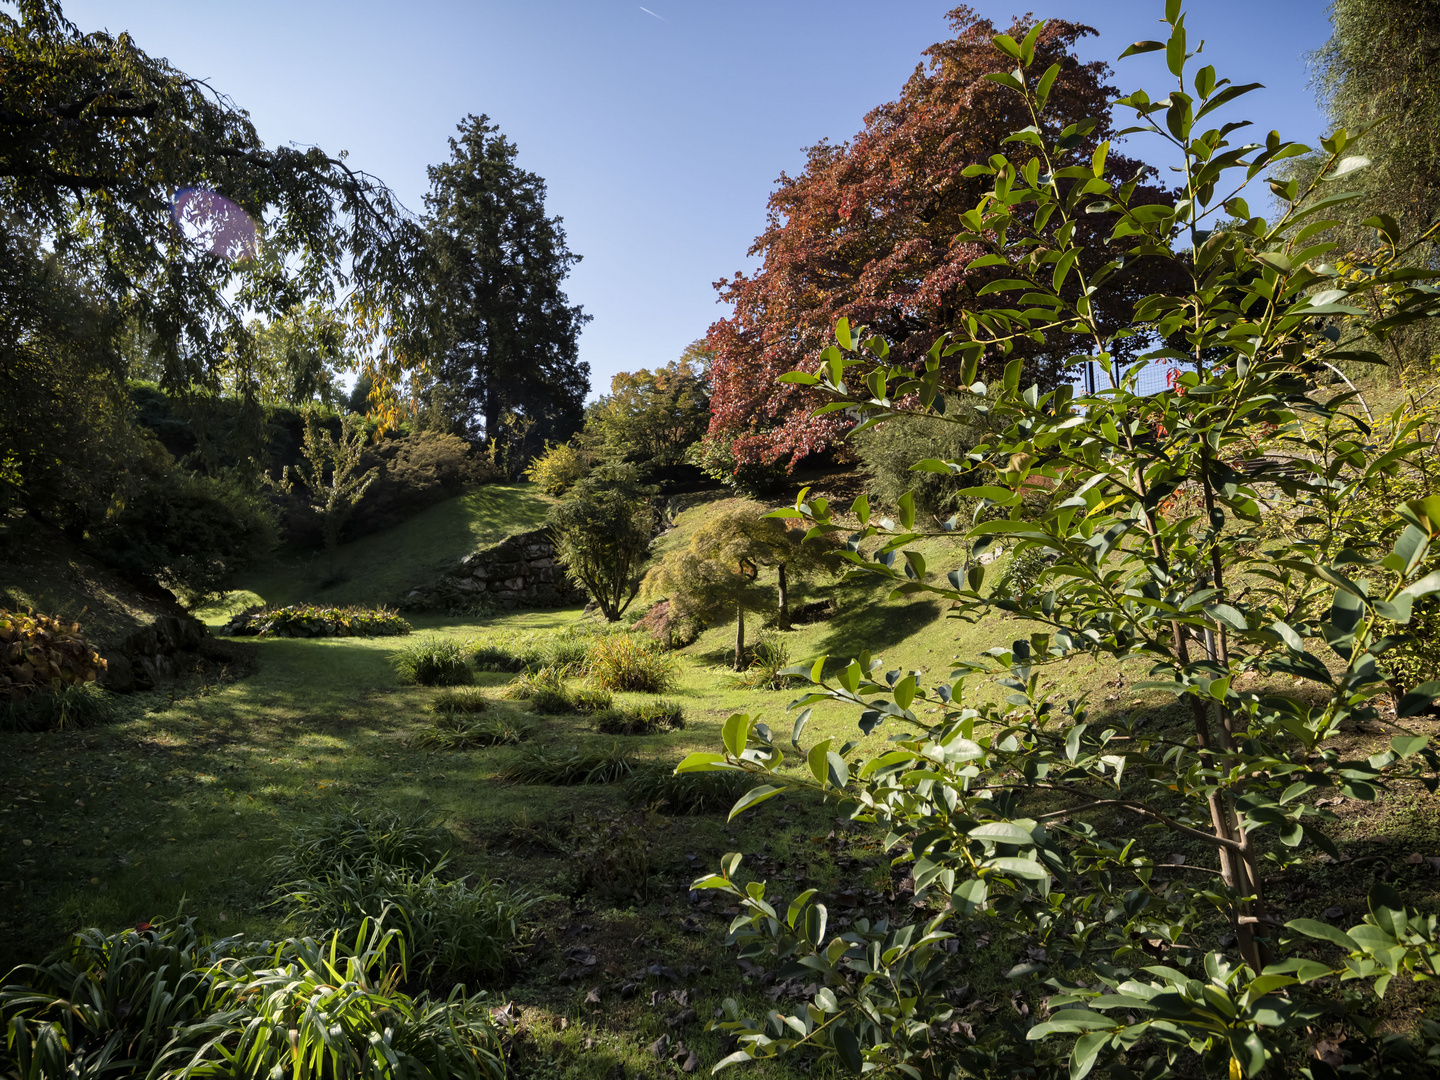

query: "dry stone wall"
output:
401 528 584 612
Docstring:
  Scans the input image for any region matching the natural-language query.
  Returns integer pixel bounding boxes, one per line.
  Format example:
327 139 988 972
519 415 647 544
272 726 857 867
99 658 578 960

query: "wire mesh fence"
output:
1068 358 1176 397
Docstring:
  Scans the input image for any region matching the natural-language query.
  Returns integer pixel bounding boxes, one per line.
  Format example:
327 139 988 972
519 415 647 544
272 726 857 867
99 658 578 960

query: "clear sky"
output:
64 0 1332 400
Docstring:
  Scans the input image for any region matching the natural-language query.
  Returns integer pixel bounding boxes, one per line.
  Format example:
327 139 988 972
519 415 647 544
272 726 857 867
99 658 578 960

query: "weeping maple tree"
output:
706 5 1174 471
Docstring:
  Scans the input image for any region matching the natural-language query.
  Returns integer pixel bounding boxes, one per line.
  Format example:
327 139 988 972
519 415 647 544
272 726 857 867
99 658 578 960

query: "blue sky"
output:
66 0 1332 399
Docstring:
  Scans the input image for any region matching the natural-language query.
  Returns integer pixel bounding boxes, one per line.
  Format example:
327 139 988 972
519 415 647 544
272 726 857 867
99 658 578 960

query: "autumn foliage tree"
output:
705 6 1172 470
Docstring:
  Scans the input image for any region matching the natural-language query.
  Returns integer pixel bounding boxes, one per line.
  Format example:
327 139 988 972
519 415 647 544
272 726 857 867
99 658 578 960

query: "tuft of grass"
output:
725 631 797 690
501 743 636 786
586 633 678 693
430 686 491 715
625 764 756 815
569 687 613 714
276 862 543 985
1 681 113 732
391 637 473 686
503 666 575 713
592 699 685 735
412 713 532 750
267 804 451 881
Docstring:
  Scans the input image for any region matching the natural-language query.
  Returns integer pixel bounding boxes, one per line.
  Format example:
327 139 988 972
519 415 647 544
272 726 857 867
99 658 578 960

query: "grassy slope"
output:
220 482 553 612
5 478 1440 1076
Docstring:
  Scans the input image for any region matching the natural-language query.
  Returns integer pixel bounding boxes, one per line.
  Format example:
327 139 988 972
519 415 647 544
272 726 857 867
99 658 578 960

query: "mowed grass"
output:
219 482 554 611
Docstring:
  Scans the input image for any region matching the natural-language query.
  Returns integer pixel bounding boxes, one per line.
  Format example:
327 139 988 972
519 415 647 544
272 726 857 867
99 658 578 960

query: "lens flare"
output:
171 187 259 261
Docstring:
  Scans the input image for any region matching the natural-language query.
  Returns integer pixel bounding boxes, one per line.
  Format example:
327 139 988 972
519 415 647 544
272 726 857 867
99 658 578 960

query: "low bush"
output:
0 610 107 702
593 699 685 735
625 763 754 815
586 633 678 693
224 604 412 638
994 544 1053 605
90 460 278 604
501 743 636 785
412 712 532 750
391 638 473 686
0 916 506 1080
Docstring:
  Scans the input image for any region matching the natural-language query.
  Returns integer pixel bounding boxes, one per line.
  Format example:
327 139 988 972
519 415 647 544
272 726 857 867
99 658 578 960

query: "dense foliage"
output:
684 7 1440 1077
704 7 1173 471
584 349 712 477
0 0 424 437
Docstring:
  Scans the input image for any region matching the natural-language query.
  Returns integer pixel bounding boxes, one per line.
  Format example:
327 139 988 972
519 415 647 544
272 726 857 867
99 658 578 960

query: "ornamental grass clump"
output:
593 699 686 735
625 762 751 814
391 637 472 686
224 604 411 638
413 712 532 750
501 743 636 785
585 632 678 693
0 915 506 1080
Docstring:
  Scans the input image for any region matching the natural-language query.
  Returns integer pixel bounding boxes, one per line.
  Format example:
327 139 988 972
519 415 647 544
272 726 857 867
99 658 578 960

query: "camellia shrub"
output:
681 7 1440 1078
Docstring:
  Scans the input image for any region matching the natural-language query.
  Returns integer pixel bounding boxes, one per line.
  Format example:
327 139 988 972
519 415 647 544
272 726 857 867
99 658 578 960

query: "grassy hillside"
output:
218 482 553 614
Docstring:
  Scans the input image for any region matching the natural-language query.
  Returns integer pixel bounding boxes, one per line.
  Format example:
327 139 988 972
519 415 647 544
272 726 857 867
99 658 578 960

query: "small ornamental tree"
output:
282 413 379 552
680 7 1440 1078
549 466 657 621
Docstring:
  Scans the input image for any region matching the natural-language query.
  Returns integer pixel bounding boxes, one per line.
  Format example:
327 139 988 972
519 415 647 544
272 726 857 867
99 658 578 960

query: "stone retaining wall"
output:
401 528 585 612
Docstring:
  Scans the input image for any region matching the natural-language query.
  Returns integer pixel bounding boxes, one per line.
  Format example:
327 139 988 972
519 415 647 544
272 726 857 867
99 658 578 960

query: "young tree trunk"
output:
734 603 746 671
776 563 790 631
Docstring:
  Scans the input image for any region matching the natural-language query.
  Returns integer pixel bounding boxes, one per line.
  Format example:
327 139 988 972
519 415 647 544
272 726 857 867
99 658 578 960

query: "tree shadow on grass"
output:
812 589 943 676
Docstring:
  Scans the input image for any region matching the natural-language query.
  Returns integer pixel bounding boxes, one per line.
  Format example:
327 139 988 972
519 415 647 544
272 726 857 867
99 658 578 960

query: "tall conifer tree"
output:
423 115 591 453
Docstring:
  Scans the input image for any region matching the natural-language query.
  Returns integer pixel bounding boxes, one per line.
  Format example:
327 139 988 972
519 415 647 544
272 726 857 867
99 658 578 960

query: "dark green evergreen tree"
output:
423 115 591 454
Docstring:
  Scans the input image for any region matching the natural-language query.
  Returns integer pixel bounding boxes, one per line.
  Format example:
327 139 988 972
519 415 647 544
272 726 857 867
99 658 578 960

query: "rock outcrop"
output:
400 528 585 612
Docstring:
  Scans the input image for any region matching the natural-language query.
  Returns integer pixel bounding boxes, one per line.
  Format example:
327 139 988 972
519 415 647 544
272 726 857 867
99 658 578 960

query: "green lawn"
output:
7 490 1427 1077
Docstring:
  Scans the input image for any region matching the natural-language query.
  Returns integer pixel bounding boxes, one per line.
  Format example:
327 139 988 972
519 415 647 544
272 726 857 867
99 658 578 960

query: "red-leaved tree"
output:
707 7 1174 469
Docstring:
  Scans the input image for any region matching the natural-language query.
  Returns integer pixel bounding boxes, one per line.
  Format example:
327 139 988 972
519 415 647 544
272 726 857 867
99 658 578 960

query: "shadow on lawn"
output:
813 594 943 674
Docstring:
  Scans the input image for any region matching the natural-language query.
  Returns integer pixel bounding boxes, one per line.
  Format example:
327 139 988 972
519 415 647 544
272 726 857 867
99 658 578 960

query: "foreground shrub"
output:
224 603 412 638
0 916 505 1080
392 637 472 686
586 633 678 693
625 763 750 814
413 712 532 750
593 699 685 735
90 461 278 604
684 10 1440 1077
501 743 635 785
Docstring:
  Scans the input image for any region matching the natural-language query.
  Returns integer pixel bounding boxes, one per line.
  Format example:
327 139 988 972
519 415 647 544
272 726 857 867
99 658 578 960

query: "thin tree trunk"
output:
734 603 746 671
777 563 790 631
